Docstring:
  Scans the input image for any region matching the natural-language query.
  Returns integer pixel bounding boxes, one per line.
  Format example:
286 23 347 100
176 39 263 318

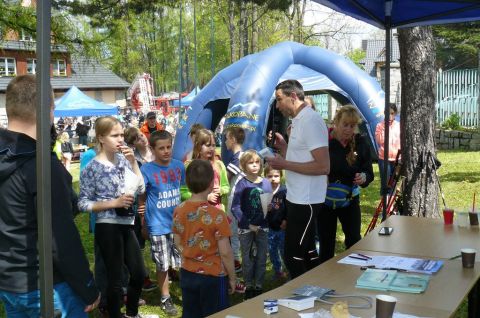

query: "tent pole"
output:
382 1 392 221
36 0 54 316
178 0 183 108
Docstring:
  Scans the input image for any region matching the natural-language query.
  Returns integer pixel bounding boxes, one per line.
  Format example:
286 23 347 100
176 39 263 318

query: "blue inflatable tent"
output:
54 86 118 117
172 86 201 107
172 41 385 161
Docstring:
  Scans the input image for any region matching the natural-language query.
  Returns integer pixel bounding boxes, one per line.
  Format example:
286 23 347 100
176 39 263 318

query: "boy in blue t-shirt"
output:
139 130 185 316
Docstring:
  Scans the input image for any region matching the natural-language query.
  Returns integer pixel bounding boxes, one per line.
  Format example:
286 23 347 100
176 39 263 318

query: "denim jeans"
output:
239 229 268 288
229 216 241 261
0 282 87 318
268 229 285 273
180 269 229 318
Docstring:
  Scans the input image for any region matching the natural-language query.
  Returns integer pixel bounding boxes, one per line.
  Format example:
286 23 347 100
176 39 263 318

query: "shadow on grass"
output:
440 172 480 183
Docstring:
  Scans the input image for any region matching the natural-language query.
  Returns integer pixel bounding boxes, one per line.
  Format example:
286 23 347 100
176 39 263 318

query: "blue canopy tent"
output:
312 0 480 221
54 85 118 117
172 86 201 107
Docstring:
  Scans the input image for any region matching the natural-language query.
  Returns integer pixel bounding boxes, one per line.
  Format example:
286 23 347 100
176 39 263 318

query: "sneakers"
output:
234 280 246 293
142 277 158 292
161 297 178 316
234 260 242 274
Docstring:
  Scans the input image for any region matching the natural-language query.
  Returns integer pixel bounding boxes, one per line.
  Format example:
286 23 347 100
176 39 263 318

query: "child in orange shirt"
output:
172 159 236 318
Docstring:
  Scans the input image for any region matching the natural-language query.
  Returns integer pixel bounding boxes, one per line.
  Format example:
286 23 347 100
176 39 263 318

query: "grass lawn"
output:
0 150 478 317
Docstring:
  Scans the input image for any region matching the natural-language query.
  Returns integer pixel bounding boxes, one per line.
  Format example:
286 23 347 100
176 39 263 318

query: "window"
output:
0 58 16 77
27 59 36 74
52 59 66 76
20 30 35 42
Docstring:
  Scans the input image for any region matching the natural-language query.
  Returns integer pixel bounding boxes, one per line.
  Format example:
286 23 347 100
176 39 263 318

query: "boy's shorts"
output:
150 233 181 272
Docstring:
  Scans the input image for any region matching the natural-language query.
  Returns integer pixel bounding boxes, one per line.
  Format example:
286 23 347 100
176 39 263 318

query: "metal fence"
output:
307 94 329 118
436 68 479 127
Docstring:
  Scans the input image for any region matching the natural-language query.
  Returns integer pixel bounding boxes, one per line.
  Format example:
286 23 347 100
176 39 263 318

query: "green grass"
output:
1 150 479 317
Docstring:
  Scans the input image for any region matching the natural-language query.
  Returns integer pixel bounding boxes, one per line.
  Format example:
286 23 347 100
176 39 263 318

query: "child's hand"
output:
280 220 287 230
208 192 220 202
249 224 259 233
115 194 134 209
228 277 236 295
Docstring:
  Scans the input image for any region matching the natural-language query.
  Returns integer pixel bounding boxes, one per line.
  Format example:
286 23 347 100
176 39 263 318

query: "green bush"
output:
442 113 461 130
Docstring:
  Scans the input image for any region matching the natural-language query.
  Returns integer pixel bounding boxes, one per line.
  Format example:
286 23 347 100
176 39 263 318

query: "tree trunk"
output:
398 26 439 218
228 0 236 63
251 2 258 53
239 0 248 57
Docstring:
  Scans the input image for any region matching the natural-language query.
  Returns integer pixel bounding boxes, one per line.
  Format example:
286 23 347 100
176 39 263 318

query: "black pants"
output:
95 223 146 318
318 196 362 264
284 201 321 279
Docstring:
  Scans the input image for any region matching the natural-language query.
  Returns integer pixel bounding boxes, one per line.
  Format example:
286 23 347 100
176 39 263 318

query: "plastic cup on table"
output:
443 208 454 225
461 248 476 268
376 294 397 318
457 211 469 228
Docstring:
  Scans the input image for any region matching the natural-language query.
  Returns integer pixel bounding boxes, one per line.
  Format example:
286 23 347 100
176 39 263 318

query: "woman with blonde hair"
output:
181 128 229 210
78 116 146 318
318 105 374 263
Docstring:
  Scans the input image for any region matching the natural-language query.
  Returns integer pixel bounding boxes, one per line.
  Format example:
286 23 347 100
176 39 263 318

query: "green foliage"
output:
442 113 461 130
433 22 480 69
346 48 366 69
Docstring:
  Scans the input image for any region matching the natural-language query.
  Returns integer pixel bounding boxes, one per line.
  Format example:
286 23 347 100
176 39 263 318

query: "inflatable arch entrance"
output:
172 41 385 161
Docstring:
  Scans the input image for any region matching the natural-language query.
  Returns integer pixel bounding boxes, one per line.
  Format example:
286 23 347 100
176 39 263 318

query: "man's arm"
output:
218 237 236 294
266 146 330 176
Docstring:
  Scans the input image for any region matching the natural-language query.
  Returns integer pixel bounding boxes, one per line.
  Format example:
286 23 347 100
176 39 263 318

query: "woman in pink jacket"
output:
375 103 400 195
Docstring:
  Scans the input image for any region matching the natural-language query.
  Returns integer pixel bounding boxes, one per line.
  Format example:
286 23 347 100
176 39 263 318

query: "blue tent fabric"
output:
312 1 480 29
54 86 118 117
172 86 201 107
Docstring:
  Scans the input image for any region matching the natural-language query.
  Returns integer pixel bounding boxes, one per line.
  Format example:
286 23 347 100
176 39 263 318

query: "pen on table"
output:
449 254 462 260
361 266 407 272
356 253 372 260
380 273 389 282
348 255 369 261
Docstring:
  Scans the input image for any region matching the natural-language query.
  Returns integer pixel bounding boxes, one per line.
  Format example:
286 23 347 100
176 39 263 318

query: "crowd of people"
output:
0 75 402 318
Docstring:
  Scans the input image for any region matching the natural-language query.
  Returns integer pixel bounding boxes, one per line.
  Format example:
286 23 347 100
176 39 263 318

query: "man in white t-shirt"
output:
266 79 329 278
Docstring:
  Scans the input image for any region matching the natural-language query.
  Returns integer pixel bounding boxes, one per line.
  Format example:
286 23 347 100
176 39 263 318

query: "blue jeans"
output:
180 269 229 318
0 282 87 318
239 229 268 288
268 229 285 273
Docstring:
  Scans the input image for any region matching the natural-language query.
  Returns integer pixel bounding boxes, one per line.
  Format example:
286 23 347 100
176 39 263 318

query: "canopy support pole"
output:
382 1 392 221
36 0 54 316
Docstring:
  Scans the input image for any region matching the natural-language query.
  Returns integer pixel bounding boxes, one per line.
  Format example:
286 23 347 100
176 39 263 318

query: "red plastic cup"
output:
443 208 454 225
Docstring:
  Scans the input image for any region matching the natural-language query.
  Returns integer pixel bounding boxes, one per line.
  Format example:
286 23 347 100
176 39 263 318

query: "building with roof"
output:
0 34 130 125
360 38 401 105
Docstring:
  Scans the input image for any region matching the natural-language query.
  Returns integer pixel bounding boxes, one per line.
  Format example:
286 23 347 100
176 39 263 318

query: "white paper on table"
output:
260 192 273 217
298 309 360 318
337 254 370 266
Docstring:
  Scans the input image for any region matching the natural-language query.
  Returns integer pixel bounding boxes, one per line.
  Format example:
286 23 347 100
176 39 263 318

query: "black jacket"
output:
328 133 374 188
0 128 98 305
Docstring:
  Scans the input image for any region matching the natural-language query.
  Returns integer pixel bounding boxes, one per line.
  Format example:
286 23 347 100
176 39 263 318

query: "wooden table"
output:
209 216 480 317
354 215 480 261
210 248 480 317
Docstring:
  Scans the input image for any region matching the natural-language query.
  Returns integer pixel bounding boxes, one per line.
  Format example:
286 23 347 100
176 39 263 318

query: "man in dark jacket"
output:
0 75 100 317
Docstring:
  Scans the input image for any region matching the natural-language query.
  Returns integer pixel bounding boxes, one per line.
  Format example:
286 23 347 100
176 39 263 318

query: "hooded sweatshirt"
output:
0 128 98 305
